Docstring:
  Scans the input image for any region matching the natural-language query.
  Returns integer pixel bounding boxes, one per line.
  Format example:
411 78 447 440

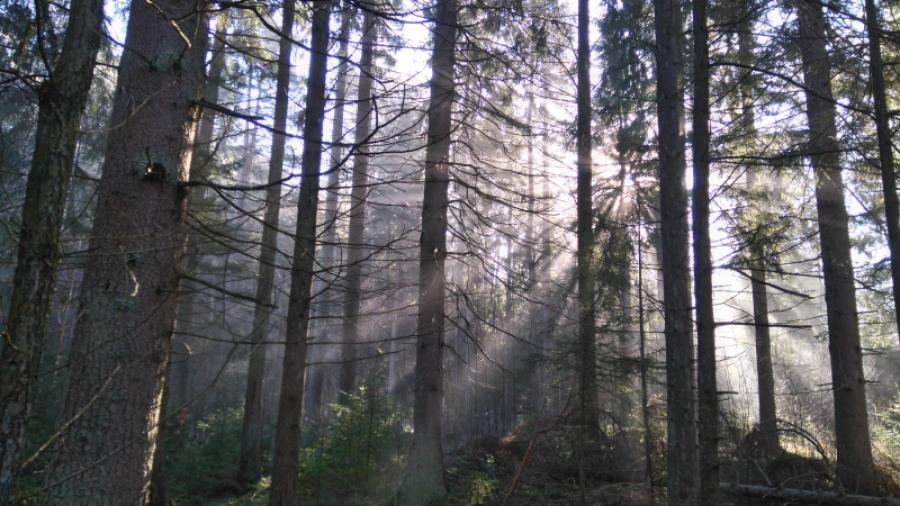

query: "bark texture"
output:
0 0 103 500
41 0 207 502
653 0 699 503
792 0 878 495
402 0 457 501
237 0 296 486
268 1 331 503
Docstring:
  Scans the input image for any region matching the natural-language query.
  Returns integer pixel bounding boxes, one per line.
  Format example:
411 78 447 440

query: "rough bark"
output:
0 0 103 500
737 7 780 456
653 0 699 503
691 0 718 503
41 0 207 502
791 0 879 495
575 0 598 435
865 0 900 348
401 0 457 500
337 7 376 405
268 0 331 503
306 3 353 425
236 0 296 486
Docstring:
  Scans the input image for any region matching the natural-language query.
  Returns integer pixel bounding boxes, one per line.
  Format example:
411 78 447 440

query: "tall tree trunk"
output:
736 6 780 456
791 0 878 494
306 3 353 425
691 0 718 503
748 182 779 455
401 0 457 500
0 0 103 500
635 188 654 488
575 0 598 435
337 7 377 404
865 0 900 347
236 0 296 486
41 0 207 502
169 10 228 421
268 0 331 503
653 0 698 503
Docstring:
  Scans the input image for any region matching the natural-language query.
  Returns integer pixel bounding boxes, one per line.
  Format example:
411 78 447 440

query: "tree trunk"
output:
575 0 598 435
737 6 780 456
169 10 228 421
865 0 900 348
635 188 654 488
653 0 699 503
236 0 296 487
268 0 331 503
41 0 207 502
691 1 718 504
306 3 353 426
0 0 103 500
791 0 878 495
401 0 457 500
337 8 377 405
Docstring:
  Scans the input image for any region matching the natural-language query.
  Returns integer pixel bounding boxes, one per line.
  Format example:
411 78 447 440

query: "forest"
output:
1 0 900 504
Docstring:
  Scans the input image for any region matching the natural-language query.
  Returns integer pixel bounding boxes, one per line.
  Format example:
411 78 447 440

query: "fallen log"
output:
722 483 900 506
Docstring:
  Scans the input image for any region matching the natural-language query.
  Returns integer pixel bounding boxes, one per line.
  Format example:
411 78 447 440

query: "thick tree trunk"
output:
691 1 718 504
792 0 878 495
236 0 296 487
575 0 598 435
865 0 900 348
41 0 207 502
306 3 353 425
337 7 377 405
401 0 457 501
737 8 780 456
653 0 699 503
268 1 331 503
0 0 103 500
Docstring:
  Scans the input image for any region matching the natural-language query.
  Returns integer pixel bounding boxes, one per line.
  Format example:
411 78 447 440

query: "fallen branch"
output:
722 483 900 506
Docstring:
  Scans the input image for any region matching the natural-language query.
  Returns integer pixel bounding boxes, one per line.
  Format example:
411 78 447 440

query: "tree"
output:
401 0 457 500
0 0 103 500
864 0 900 348
734 2 780 456
40 0 208 501
236 0 296 486
575 0 597 435
691 0 718 503
337 5 377 404
653 0 698 503
791 0 879 494
268 0 332 502
306 2 353 425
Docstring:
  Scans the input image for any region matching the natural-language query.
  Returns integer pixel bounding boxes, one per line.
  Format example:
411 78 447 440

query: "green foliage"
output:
297 386 408 505
874 395 900 459
161 408 250 504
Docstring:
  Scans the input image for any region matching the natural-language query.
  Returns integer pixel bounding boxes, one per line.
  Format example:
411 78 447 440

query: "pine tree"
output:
0 0 103 500
42 0 208 501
